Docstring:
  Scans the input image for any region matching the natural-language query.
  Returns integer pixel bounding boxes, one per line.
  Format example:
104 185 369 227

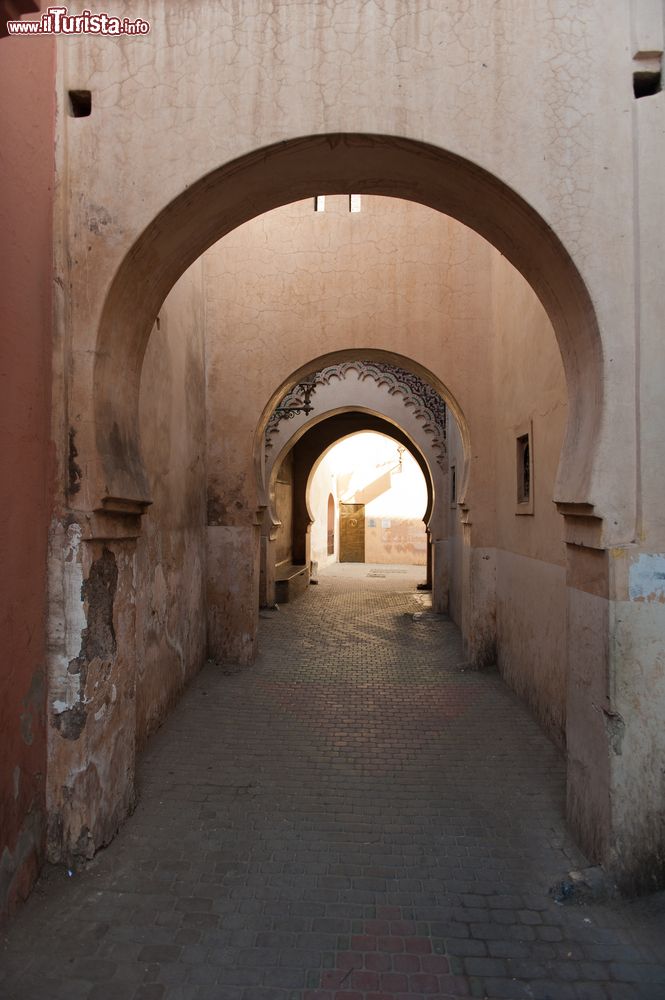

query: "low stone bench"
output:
275 563 310 604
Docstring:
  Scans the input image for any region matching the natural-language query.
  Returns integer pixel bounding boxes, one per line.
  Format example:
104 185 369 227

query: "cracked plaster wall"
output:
135 259 208 747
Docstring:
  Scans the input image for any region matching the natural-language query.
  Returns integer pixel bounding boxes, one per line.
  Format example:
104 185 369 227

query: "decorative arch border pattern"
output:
265 360 448 469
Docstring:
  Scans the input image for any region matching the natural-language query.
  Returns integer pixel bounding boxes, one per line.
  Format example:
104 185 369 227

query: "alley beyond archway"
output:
2 566 664 999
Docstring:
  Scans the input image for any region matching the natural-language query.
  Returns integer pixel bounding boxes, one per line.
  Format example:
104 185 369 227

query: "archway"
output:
255 353 456 616
52 134 625 884
87 133 605 533
309 431 429 571
262 412 441 610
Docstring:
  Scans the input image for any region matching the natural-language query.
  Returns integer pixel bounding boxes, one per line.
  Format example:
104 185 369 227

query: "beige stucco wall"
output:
491 253 568 743
274 452 295 568
445 250 568 739
365 517 427 566
135 261 208 747
309 453 338 569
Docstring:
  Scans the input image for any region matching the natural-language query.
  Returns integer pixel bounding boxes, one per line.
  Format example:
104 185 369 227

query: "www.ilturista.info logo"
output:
7 6 150 35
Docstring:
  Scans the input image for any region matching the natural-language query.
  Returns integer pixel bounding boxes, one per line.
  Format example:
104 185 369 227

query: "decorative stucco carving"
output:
265 361 447 467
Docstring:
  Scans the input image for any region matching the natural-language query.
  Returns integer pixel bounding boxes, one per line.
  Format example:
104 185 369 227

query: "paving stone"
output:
1 565 664 1000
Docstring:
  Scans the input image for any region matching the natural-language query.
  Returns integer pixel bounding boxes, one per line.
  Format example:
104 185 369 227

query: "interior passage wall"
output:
444 252 567 741
0 33 55 922
135 261 208 748
446 417 464 628
491 253 567 745
365 516 427 565
274 452 295 567
309 453 338 569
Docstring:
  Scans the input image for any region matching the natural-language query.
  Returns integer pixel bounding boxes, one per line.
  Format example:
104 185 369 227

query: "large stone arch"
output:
86 133 609 546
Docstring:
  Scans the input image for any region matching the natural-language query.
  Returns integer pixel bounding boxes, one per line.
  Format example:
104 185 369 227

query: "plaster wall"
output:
447 416 465 629
442 233 568 737
495 552 567 746
491 252 568 742
274 452 295 567
135 261 208 749
309 453 338 568
0 30 54 921
365 517 427 566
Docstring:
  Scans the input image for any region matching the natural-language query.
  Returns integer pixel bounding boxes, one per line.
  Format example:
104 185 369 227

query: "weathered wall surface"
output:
0 31 54 922
365 517 427 566
491 252 568 743
274 452 295 568
135 261 208 748
308 453 337 569
443 246 567 739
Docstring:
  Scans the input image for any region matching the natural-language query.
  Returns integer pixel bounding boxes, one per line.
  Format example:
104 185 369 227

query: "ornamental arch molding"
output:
265 360 448 469
260 357 455 531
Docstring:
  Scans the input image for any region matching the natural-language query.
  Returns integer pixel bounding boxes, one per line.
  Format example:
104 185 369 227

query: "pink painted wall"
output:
0 30 54 920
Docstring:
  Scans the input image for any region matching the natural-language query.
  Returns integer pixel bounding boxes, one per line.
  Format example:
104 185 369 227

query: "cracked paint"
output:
629 553 665 603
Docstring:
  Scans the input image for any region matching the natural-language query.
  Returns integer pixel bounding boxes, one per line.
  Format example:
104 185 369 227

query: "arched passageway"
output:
256 353 456 618
264 421 434 607
86 135 604 522
48 134 655 896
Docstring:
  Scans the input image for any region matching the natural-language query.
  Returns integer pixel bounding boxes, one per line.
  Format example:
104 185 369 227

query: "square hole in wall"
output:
314 195 326 212
633 52 662 98
68 90 91 117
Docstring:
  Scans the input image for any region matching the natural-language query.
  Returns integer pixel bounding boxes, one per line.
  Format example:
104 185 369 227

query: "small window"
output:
450 465 457 505
515 423 534 515
314 195 326 212
517 435 530 502
349 194 361 213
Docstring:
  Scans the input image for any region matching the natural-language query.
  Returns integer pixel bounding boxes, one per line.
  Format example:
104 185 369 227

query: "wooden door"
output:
339 503 365 562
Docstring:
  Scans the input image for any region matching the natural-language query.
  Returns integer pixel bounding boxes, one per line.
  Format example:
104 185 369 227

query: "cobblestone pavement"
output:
2 564 665 1000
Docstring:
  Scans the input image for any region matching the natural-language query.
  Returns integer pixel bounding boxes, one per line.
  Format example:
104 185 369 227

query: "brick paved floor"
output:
2 564 665 1000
